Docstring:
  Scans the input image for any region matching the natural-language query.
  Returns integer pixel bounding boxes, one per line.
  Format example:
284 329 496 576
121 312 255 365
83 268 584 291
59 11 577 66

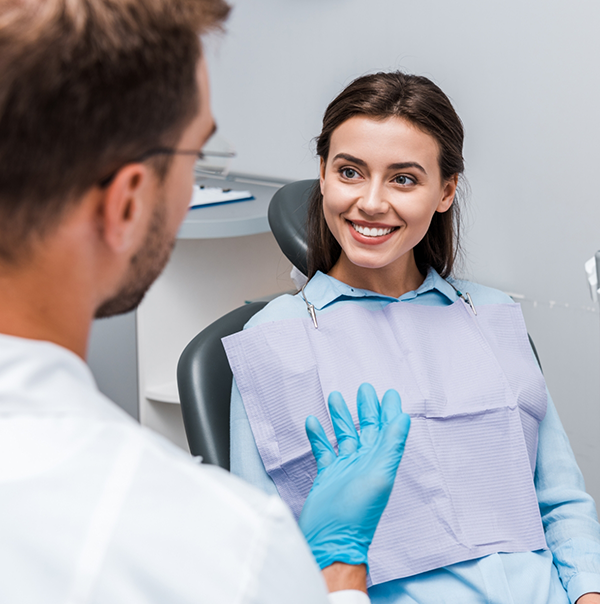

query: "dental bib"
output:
223 299 548 585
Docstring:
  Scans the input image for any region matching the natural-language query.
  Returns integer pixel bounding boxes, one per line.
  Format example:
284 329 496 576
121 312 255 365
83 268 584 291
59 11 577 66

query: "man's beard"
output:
95 199 175 319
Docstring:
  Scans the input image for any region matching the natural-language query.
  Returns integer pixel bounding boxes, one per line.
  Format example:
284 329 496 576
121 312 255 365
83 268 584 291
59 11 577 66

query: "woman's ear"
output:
319 157 326 195
97 163 151 253
437 174 458 213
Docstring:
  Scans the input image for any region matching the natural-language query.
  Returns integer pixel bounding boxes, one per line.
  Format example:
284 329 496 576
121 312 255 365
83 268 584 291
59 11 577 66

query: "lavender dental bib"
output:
223 299 548 585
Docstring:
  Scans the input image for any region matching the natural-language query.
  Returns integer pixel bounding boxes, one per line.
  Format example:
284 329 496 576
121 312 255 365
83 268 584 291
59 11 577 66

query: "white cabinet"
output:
136 173 293 450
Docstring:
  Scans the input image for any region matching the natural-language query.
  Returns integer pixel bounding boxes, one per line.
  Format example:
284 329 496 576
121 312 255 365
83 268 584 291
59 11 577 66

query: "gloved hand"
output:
298 383 411 570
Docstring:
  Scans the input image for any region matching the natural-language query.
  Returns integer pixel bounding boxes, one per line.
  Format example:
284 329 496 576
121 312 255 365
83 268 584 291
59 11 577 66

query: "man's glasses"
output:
98 147 237 188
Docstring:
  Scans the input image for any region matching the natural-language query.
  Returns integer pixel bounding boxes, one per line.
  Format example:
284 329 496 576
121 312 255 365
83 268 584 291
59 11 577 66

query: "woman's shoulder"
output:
448 277 515 306
243 292 306 330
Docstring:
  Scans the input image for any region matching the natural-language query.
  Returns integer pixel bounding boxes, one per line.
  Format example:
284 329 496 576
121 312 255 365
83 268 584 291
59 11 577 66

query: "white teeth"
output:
351 222 395 237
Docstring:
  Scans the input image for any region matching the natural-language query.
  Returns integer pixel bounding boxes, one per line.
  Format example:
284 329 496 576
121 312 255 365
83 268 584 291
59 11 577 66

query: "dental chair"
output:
266 179 315 275
177 178 541 469
177 301 267 469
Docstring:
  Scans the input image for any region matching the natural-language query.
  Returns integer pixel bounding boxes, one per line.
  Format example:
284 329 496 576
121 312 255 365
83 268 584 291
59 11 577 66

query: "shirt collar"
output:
303 267 458 310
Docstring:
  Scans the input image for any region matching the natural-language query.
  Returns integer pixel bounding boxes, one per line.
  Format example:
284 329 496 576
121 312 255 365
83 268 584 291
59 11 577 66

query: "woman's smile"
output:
348 220 399 244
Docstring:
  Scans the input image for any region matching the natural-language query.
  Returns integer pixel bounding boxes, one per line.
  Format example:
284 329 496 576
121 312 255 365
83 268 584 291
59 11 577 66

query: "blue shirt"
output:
230 269 600 603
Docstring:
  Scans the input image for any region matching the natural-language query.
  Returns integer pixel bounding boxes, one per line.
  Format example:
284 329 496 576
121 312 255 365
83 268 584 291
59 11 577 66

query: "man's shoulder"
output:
0 332 281 525
1 396 305 602
102 421 302 598
134 422 282 517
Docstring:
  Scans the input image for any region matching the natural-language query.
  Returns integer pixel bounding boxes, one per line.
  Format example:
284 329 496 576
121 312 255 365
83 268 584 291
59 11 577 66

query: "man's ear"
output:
97 164 152 252
436 174 458 213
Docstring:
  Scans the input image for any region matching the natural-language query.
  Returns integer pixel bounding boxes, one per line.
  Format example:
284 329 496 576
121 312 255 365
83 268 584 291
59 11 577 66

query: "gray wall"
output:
87 311 138 420
207 0 600 501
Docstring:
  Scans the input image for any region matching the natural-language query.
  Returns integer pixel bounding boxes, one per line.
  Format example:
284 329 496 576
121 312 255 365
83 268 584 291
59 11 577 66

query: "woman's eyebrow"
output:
333 153 427 175
387 161 427 174
332 153 367 167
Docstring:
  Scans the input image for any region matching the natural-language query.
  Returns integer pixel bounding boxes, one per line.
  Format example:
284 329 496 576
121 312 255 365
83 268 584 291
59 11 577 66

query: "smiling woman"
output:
320 115 456 298
226 71 600 604
307 72 465 291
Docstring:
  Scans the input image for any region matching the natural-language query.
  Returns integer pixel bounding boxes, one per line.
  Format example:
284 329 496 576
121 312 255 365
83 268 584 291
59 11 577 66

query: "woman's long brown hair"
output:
306 71 465 280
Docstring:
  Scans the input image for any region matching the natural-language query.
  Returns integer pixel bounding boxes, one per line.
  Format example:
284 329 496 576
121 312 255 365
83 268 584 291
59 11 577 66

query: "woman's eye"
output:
341 168 360 179
394 175 416 186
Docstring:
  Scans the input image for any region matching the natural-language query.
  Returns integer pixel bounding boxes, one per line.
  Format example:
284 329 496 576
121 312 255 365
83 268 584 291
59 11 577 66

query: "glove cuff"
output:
311 544 369 572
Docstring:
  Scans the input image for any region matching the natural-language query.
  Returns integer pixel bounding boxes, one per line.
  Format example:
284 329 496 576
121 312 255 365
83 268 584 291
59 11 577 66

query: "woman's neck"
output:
327 252 425 299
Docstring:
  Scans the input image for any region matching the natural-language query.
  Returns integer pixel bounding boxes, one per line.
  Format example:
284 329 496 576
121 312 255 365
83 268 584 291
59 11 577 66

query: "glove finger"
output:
357 383 381 448
328 391 359 457
381 388 403 424
305 415 337 471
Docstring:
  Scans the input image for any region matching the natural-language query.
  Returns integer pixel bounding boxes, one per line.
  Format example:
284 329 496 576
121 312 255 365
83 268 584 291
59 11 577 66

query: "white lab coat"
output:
0 334 367 603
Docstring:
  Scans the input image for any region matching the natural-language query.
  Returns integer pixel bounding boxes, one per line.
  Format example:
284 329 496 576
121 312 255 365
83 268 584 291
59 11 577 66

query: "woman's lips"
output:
347 220 399 245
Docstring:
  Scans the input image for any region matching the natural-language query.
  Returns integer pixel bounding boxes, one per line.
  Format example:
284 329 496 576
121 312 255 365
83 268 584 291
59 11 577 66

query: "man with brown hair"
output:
0 1 410 602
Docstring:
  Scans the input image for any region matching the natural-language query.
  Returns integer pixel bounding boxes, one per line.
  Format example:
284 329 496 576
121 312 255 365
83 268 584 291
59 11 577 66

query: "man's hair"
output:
0 0 230 262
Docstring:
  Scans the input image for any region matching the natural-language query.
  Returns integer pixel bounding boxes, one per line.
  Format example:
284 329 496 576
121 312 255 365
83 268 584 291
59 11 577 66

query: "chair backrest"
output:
177 301 267 469
267 179 316 275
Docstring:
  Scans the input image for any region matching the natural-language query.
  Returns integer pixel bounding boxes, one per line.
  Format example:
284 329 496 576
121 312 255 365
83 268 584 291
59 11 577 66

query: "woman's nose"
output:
356 180 388 216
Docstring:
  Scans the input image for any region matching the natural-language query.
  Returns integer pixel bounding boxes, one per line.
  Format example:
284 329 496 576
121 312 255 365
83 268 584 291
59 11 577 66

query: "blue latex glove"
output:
298 383 411 570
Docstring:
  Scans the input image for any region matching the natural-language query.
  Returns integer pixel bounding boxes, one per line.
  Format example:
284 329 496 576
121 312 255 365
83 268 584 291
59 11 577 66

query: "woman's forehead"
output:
328 115 441 168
